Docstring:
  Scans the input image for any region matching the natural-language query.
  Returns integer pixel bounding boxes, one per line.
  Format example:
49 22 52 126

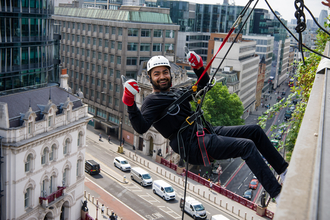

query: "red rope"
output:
194 27 236 86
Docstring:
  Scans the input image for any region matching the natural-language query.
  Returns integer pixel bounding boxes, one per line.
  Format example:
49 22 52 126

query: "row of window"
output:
62 38 171 53
88 106 120 124
25 133 83 173
63 55 144 67
61 21 175 39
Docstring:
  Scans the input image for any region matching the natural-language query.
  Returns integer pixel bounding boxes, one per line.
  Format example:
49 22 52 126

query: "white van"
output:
131 167 153 186
152 180 176 201
180 196 207 219
210 214 230 220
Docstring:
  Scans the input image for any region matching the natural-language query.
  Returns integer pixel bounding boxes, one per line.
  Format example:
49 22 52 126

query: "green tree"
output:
192 83 245 126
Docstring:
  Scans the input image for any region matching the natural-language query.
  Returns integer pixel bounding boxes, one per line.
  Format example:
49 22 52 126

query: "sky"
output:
190 0 329 22
55 0 328 22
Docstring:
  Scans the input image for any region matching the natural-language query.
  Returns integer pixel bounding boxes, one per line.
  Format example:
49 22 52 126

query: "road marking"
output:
238 183 243 189
139 193 160 204
244 176 248 182
157 206 181 219
145 213 164 220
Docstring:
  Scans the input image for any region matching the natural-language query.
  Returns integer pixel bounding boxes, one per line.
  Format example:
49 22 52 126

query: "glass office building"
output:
0 0 60 94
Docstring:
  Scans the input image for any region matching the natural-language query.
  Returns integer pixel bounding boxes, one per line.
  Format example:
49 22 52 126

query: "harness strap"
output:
153 89 193 124
196 118 211 167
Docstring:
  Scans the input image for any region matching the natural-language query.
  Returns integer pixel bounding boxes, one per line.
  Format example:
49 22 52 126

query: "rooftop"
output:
54 7 173 24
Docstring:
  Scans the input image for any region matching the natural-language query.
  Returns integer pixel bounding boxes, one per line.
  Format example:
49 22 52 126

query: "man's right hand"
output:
122 79 140 106
187 51 203 69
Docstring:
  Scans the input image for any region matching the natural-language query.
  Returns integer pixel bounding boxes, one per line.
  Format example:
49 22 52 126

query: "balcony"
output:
39 186 66 208
275 43 330 219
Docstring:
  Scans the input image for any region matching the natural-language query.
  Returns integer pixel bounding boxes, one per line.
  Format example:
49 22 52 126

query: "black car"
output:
243 189 253 200
85 160 101 175
281 91 286 96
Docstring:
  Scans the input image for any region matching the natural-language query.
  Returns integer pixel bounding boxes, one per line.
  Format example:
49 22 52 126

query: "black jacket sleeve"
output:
194 67 210 90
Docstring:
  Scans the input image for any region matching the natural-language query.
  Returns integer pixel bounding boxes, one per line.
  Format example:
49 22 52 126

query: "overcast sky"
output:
190 0 329 22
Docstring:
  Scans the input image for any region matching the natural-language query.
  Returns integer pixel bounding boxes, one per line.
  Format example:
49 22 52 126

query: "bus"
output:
288 78 294 87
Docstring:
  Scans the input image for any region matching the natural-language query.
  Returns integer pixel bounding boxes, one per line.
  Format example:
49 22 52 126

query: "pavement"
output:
83 82 291 220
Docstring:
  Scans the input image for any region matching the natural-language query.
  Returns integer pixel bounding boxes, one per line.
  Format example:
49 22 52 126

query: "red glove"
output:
187 51 203 69
122 79 140 106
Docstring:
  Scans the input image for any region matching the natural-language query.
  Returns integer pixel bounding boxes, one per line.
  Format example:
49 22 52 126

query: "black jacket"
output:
127 67 210 163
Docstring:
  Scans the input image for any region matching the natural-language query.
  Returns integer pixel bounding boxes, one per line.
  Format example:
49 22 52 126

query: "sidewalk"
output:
85 126 273 220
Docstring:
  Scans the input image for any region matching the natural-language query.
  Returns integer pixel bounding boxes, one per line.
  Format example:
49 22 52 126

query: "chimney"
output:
60 68 69 90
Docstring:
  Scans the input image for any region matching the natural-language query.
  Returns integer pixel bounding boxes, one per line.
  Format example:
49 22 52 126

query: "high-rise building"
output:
318 9 328 28
209 34 259 118
0 0 60 94
0 82 90 219
53 6 179 146
243 35 274 94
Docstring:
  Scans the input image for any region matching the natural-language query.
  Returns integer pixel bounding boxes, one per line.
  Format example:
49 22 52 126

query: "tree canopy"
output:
191 83 245 126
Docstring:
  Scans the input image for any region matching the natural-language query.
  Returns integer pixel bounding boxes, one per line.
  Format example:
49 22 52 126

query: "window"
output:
104 54 108 62
82 36 85 43
118 42 122 50
49 144 55 161
127 57 137 65
71 46 74 53
92 64 95 72
104 40 109 48
81 49 85 56
77 35 80 42
103 67 107 75
76 48 79 55
110 69 114 76
86 75 89 82
93 38 96 45
111 41 115 49
127 43 137 51
115 98 119 106
87 37 91 44
98 52 101 60
102 80 106 88
140 43 150 52
92 51 96 59
165 44 173 52
64 139 69 155
87 50 90 57
141 29 150 37
91 90 94 97
153 43 162 51
63 168 69 186
93 25 97 32
109 82 113 90
105 26 109 34
96 92 100 99
97 65 101 73
77 23 80 30
126 71 137 79
99 38 102 47
118 28 122 35
28 122 32 134
112 27 116 35
97 79 100 86
109 96 112 104
115 85 120 92
117 56 121 64
77 132 83 147
41 148 48 165
165 30 174 38
99 25 103 33
116 70 120 78
110 55 114 63
24 188 31 208
86 63 90 70
154 29 162 38
77 160 82 177
48 116 52 127
50 175 55 193
82 23 85 30
72 34 75 41
128 28 138 36
72 22 75 29
80 61 84 69
25 154 33 172
140 57 149 64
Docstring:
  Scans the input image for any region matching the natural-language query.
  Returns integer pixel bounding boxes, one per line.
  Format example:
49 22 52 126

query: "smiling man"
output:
122 53 288 203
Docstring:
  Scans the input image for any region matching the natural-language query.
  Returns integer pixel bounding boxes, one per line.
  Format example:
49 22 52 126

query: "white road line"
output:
157 206 181 219
238 183 243 189
244 176 248 182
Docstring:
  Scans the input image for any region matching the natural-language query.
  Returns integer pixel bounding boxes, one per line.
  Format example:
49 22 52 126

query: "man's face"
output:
150 66 172 92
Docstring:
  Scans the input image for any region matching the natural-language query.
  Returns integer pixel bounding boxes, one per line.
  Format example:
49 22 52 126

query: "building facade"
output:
0 0 60 94
242 35 274 94
210 38 259 118
53 6 179 146
0 85 90 220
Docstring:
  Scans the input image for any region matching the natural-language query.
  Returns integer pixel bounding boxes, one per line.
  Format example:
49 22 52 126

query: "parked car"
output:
281 91 286 96
289 105 295 112
243 189 253 200
284 110 292 121
114 156 131 171
85 160 101 175
249 179 259 190
274 131 282 140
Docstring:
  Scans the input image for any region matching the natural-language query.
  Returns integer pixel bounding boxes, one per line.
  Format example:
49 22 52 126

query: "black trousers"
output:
187 124 288 198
